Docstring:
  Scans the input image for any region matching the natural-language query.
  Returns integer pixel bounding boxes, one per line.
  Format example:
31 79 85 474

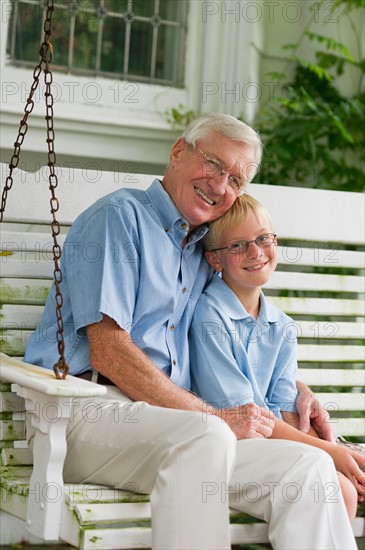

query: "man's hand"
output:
296 381 335 443
217 403 274 440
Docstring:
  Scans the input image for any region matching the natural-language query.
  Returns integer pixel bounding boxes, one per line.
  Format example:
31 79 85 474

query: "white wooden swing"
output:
1 168 364 548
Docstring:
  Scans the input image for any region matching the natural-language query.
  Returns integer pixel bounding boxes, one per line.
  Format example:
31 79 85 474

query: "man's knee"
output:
197 414 237 463
303 445 336 472
153 414 236 492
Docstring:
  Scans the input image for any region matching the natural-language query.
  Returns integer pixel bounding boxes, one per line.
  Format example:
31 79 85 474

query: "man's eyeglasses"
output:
211 233 277 254
193 146 246 192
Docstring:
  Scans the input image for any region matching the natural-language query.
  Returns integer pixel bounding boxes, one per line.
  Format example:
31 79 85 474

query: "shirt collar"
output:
206 275 282 324
146 179 209 244
146 179 182 230
258 293 282 323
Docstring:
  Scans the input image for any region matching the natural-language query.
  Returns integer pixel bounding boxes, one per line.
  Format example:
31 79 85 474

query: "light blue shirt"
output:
24 179 211 389
189 275 298 418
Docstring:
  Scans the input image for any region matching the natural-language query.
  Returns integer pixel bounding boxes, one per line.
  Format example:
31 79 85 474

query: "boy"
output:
189 194 364 521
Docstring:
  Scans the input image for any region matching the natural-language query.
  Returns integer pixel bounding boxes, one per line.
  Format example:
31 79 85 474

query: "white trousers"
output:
63 387 357 550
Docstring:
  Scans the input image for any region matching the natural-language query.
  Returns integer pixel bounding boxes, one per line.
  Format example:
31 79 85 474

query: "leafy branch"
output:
254 0 365 191
165 0 364 192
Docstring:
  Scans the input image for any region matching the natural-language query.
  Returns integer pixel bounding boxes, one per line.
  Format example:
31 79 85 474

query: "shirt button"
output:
170 324 175 331
182 287 187 294
164 226 169 232
181 223 188 230
172 359 177 366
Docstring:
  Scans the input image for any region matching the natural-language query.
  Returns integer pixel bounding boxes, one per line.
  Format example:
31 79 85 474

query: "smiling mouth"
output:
244 261 268 272
194 187 216 205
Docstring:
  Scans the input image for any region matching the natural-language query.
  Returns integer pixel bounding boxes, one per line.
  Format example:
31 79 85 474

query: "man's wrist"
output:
296 380 312 394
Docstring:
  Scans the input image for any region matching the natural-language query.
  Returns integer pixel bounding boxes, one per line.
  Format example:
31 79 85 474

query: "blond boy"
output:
189 194 364 521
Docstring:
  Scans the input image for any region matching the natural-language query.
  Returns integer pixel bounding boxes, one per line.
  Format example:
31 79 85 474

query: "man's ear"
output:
169 138 186 166
205 251 223 272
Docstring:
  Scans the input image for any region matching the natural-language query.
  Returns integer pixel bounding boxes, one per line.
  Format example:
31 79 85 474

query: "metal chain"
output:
1 0 70 379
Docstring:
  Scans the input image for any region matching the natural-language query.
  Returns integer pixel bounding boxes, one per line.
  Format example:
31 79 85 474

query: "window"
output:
7 0 188 86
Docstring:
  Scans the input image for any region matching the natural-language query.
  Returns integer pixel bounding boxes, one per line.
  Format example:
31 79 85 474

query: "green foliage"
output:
254 0 365 191
164 104 199 128
165 1 364 191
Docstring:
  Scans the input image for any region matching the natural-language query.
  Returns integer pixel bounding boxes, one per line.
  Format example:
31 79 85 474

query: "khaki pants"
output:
63 387 356 550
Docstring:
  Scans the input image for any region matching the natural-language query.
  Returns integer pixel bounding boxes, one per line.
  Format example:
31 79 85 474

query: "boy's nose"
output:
246 241 262 259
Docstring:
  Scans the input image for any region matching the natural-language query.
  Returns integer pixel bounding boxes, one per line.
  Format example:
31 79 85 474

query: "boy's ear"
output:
205 251 223 272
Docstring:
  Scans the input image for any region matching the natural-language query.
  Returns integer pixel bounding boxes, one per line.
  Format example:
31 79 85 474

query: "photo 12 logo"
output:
201 2 340 24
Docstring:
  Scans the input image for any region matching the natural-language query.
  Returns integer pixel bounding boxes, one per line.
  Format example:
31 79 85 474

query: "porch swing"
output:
0 2 153 546
0 4 196 546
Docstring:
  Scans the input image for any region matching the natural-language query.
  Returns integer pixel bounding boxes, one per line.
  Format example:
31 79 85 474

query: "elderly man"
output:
25 114 356 550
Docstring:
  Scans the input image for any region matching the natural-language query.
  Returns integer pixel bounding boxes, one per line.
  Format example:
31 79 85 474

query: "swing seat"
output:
0 163 364 548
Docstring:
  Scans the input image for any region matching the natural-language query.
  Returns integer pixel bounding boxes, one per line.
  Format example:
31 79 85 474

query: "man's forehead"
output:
197 137 253 158
199 142 254 170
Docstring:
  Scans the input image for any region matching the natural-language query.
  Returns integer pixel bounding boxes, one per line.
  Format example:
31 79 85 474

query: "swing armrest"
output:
0 352 107 540
0 353 107 397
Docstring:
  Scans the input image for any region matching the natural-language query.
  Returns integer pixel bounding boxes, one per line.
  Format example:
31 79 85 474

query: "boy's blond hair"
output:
204 194 273 251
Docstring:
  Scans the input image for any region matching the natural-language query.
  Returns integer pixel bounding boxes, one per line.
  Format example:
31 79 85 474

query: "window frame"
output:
0 0 257 172
6 0 188 87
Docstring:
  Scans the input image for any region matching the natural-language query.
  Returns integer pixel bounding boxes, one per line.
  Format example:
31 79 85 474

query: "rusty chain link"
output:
1 0 70 379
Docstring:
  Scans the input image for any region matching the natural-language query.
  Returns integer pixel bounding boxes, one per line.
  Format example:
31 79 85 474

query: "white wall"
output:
0 1 184 174
3 1 360 176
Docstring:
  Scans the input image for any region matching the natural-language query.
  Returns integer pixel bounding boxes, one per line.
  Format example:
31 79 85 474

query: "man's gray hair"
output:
181 113 263 184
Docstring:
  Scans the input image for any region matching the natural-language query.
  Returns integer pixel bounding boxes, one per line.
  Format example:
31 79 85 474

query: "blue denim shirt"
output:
24 179 211 389
189 275 298 417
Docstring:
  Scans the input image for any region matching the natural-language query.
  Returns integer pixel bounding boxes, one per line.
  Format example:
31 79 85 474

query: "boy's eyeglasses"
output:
211 233 277 254
193 146 246 192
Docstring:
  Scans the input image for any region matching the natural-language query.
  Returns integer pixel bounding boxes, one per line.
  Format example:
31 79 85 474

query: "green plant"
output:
165 1 364 191
164 104 199 128
254 0 365 191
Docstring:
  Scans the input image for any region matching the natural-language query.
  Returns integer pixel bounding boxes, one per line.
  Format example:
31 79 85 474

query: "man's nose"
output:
208 171 230 195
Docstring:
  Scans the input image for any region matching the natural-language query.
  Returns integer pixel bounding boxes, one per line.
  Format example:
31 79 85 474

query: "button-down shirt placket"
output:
164 220 209 386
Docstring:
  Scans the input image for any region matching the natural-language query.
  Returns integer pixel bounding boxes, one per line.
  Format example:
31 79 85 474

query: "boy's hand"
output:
217 403 274 440
331 445 365 501
296 381 335 442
